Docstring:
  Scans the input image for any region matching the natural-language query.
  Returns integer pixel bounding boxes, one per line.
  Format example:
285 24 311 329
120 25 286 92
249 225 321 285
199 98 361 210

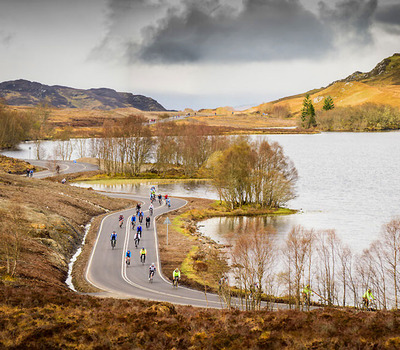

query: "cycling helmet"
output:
127 250 130 253
152 262 155 266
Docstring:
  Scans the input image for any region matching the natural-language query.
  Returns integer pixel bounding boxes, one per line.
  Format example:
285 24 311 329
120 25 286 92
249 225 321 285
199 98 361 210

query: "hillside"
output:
0 79 166 111
250 53 400 116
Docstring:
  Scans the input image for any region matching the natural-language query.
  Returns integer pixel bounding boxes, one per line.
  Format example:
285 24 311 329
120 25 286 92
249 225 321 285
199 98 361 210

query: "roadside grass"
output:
156 197 293 294
0 155 41 174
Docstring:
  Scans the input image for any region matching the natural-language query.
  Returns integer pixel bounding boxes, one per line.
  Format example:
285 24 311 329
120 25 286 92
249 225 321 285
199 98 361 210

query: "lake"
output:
4 132 400 253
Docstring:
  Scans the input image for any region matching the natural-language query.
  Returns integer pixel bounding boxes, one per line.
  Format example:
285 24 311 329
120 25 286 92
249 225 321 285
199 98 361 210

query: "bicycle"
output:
361 298 377 311
111 239 116 249
131 220 136 230
134 236 140 248
146 220 150 229
140 254 146 264
173 277 179 288
149 207 153 216
126 256 131 265
119 219 123 228
149 271 155 282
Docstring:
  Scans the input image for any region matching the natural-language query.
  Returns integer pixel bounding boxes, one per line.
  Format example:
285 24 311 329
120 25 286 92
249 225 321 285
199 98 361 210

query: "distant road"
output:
26 159 98 179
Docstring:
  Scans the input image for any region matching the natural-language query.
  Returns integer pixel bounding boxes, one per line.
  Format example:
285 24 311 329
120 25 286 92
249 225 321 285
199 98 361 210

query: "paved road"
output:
26 159 98 179
85 193 231 308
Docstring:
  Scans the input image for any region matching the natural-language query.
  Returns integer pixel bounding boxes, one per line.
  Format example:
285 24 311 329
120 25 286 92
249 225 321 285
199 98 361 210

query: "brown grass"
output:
185 113 297 130
156 197 218 290
4 167 400 348
254 81 400 118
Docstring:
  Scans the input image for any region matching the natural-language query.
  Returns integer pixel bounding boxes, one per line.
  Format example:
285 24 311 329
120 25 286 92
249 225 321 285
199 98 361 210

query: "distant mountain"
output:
0 79 166 111
249 53 400 115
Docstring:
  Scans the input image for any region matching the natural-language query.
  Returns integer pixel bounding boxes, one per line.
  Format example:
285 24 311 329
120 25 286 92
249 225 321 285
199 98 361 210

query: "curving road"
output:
30 159 292 310
26 159 99 179
85 193 229 308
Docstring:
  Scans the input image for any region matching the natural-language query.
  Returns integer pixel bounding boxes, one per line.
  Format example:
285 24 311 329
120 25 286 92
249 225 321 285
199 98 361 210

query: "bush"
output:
317 103 400 131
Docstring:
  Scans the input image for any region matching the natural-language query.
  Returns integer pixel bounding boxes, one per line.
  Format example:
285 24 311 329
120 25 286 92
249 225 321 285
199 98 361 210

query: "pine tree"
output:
301 94 317 128
323 96 335 111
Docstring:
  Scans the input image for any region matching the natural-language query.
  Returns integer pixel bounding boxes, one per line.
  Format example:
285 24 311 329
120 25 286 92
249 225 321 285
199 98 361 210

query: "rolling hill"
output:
0 79 166 111
250 53 400 116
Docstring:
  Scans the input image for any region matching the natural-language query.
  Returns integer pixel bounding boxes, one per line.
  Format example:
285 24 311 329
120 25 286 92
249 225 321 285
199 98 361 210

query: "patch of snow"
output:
65 220 92 291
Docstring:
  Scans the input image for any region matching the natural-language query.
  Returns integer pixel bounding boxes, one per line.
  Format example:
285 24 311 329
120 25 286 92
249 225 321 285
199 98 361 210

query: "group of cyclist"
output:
110 188 179 285
150 189 171 208
125 248 181 284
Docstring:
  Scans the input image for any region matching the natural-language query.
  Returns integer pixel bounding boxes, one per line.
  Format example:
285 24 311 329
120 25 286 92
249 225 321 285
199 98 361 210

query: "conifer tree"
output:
323 96 335 111
301 94 317 128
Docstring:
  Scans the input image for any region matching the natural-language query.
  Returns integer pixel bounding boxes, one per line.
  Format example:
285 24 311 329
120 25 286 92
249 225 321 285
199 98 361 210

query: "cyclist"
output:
126 250 131 265
145 216 151 229
110 231 117 248
173 268 181 287
119 214 124 228
158 194 162 205
137 224 142 238
134 232 140 248
136 203 141 215
166 198 171 208
131 215 136 228
149 263 156 281
138 211 144 224
302 284 312 306
140 247 147 263
218 275 228 292
149 203 154 216
363 288 375 309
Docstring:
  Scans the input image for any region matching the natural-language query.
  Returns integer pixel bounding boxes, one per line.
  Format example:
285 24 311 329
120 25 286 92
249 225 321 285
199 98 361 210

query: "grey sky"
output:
0 0 399 110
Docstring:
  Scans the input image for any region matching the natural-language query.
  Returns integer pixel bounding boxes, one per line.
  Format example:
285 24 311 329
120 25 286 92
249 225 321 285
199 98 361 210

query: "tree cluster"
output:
0 103 34 149
226 217 400 311
209 138 298 209
92 118 225 177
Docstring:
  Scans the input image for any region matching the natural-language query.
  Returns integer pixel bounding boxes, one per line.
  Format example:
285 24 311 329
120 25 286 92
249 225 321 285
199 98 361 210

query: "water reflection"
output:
6 131 400 254
73 179 218 200
197 216 293 246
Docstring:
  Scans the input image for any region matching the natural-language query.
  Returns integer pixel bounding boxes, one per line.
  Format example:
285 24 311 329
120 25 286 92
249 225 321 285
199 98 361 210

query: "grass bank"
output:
156 197 295 293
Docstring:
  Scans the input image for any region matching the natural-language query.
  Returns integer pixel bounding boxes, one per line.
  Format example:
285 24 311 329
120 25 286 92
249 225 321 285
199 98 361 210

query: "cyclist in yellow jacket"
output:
363 288 375 308
140 247 147 263
172 268 181 287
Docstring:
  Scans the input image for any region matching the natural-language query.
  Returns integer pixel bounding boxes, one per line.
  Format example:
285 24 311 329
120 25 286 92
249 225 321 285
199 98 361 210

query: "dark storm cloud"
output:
318 0 378 44
135 0 333 63
375 3 400 26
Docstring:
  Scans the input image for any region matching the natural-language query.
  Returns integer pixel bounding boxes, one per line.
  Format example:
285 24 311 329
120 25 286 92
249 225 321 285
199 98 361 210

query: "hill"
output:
0 79 166 111
250 53 400 116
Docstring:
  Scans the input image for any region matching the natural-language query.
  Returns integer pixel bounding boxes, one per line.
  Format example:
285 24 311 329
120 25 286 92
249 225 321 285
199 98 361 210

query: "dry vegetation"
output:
251 54 400 120
0 154 36 174
2 167 400 348
186 112 297 130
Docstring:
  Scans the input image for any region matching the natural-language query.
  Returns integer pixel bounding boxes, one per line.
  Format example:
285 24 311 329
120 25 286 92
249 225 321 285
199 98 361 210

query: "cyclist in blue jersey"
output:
110 231 117 249
131 215 136 229
126 250 131 265
136 224 142 238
